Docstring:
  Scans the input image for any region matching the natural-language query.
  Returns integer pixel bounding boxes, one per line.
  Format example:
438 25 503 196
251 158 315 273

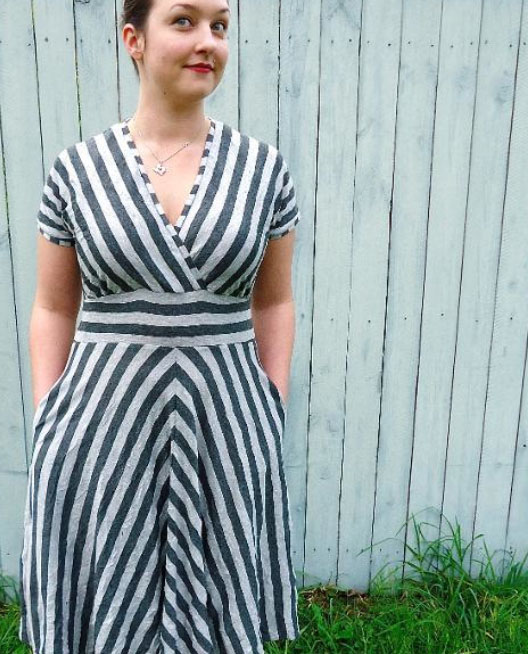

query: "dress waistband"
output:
74 289 255 347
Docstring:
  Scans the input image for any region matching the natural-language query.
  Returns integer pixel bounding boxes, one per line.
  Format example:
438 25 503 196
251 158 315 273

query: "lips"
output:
186 64 213 70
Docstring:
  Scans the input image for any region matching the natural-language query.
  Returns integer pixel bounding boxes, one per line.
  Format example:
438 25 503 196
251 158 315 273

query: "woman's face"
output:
133 0 230 102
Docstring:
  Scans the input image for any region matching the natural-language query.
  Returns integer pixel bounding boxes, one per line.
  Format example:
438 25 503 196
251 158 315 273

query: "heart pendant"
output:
154 163 167 176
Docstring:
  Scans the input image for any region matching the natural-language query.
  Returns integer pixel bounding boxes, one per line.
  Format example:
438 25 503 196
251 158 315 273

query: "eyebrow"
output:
170 3 231 13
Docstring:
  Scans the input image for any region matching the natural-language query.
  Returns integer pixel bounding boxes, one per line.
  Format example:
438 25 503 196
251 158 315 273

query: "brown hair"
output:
120 0 155 78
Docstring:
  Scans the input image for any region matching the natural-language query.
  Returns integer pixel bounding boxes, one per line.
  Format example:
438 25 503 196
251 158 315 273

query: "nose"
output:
193 22 219 52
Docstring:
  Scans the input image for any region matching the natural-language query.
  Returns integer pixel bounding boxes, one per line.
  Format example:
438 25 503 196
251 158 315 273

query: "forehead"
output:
159 1 230 13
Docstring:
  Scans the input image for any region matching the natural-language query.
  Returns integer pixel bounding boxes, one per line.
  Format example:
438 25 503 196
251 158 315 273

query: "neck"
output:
129 101 209 144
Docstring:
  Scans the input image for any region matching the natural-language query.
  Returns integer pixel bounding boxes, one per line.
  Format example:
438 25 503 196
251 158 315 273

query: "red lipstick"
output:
185 63 213 73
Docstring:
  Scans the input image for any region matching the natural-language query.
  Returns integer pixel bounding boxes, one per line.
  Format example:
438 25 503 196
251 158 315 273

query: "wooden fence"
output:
1 0 527 599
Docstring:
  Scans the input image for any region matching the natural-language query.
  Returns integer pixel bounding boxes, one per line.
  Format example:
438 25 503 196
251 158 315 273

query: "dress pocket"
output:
32 374 63 430
251 340 286 413
32 341 78 429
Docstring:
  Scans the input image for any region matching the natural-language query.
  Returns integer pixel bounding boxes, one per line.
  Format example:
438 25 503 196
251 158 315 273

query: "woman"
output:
19 0 301 651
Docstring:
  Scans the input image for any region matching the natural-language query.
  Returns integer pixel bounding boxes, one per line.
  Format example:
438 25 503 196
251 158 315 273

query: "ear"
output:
122 24 145 63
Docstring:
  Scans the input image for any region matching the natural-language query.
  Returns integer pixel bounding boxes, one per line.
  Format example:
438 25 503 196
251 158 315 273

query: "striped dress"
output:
19 116 301 654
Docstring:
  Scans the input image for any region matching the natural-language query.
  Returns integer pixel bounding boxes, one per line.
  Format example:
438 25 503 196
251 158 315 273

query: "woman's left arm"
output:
251 230 297 403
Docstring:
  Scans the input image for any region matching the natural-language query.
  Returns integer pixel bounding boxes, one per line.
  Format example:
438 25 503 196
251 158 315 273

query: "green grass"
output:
2 514 528 653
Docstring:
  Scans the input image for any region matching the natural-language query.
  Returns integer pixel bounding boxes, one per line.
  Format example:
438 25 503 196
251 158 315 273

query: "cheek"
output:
151 33 186 62
207 45 227 71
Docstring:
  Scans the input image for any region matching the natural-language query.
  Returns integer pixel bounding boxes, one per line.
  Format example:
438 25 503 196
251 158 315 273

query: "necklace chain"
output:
129 115 208 176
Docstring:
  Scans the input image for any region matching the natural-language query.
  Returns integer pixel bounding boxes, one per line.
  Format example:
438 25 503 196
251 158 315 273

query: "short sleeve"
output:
268 153 301 240
37 152 75 247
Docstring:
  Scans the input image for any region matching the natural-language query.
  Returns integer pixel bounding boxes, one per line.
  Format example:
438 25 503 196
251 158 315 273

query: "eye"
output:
173 16 228 33
173 17 191 27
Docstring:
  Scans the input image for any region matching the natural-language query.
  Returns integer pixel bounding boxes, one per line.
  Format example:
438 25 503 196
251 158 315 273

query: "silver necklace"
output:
130 116 207 176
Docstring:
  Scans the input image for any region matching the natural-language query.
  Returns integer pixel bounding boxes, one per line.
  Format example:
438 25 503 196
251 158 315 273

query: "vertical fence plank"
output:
74 0 119 139
309 0 362 589
473 2 528 577
344 0 406 590
277 0 318 589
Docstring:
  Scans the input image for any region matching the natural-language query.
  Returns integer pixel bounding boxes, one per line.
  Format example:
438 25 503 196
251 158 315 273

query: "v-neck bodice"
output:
36 117 301 300
120 116 216 235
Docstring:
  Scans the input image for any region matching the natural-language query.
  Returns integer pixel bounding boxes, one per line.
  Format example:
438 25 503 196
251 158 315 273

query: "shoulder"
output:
51 120 123 177
218 120 285 170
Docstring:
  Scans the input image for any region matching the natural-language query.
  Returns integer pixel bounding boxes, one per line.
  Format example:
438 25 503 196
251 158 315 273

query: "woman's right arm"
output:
30 234 82 410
